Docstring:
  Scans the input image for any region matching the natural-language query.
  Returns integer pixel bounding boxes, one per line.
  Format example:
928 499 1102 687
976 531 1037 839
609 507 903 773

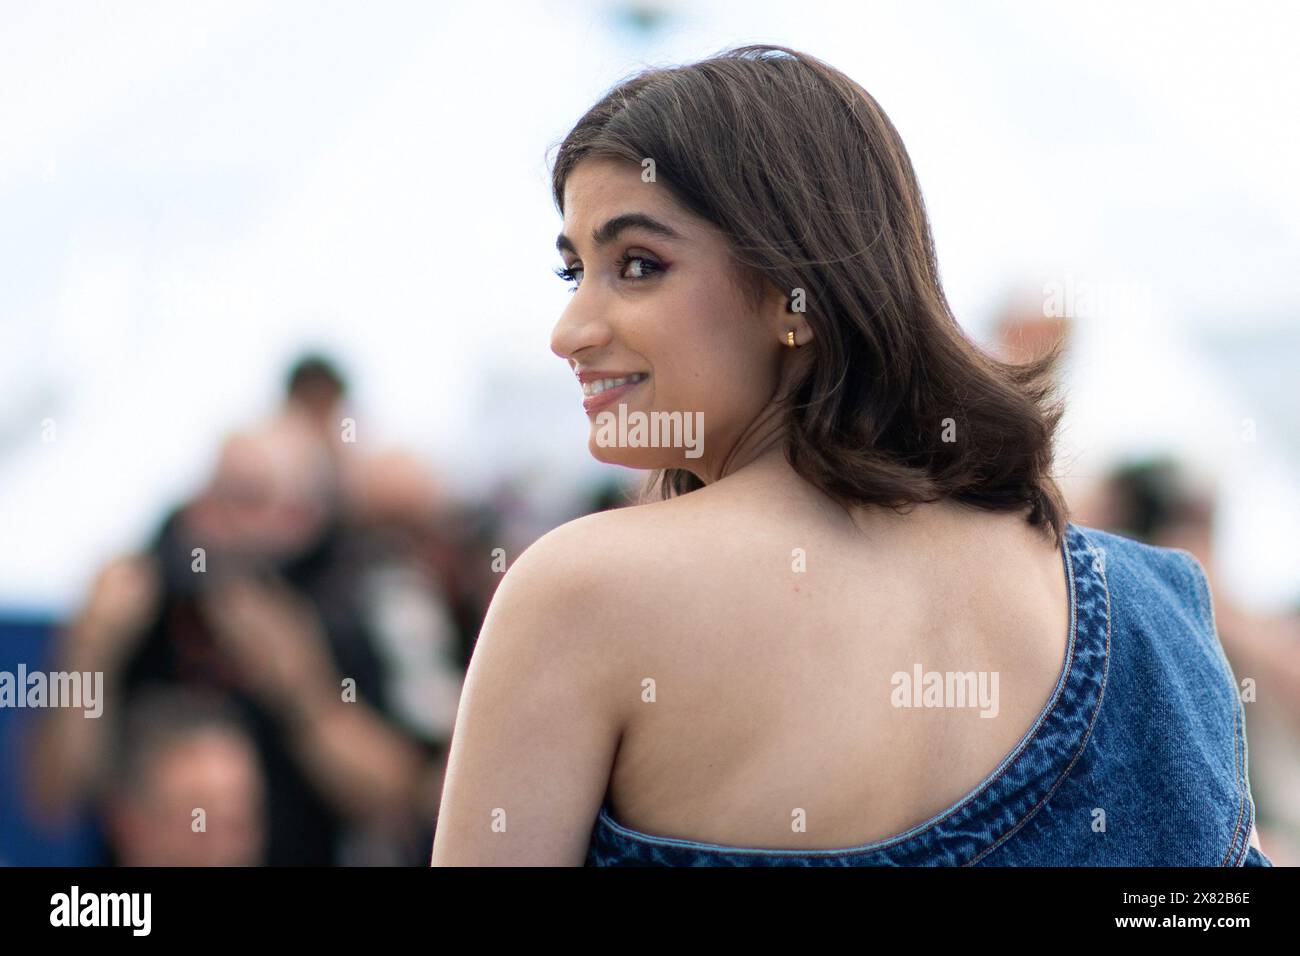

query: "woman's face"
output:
551 156 789 479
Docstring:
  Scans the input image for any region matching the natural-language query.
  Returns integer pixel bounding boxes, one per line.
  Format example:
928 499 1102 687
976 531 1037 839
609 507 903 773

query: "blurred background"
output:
1 0 1296 865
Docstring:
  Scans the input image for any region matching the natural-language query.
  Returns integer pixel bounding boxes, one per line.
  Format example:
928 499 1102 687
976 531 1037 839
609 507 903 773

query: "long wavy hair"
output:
550 44 1069 546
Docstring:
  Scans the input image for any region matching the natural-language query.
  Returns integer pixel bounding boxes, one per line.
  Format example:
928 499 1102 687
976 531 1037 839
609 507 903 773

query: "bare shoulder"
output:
495 494 712 624
475 496 713 685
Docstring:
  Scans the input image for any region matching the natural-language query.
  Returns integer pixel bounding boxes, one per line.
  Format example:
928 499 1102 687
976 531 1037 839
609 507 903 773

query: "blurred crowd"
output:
20 355 612 865
17 326 1299 866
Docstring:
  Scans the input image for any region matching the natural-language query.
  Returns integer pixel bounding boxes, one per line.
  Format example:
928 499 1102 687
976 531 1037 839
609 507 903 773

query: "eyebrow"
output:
555 212 682 255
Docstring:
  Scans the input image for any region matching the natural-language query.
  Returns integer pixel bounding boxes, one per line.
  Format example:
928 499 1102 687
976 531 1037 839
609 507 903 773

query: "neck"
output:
687 438 836 519
689 403 787 486
684 429 962 541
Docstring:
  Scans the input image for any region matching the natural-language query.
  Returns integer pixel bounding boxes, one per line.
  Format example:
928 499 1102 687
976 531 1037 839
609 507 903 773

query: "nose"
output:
549 291 613 362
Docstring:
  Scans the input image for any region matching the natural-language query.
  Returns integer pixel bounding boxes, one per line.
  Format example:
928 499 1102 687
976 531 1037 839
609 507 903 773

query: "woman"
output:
430 44 1270 866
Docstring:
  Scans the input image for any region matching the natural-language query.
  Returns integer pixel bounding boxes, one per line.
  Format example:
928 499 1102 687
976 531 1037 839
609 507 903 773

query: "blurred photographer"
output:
27 414 442 865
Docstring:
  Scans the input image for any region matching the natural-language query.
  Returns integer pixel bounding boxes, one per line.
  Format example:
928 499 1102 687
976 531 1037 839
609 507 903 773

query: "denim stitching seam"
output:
1186 550 1249 867
966 529 1111 866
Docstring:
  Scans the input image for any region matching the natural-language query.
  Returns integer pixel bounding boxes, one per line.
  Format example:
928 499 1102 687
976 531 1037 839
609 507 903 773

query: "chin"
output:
582 400 710 469
584 434 701 471
586 435 656 469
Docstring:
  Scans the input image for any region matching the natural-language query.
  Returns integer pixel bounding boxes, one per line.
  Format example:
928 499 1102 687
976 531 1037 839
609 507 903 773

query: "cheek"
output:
654 280 775 418
676 295 774 418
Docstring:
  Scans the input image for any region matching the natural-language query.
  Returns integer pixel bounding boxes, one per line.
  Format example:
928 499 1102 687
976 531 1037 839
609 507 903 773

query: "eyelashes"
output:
553 253 663 293
553 264 581 290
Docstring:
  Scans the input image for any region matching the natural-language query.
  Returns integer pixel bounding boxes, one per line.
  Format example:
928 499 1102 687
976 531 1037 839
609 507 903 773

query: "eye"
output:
618 253 662 280
554 253 662 292
553 263 583 292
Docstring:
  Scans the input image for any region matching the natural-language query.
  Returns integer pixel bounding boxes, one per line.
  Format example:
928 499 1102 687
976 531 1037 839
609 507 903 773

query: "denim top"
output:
585 522 1272 866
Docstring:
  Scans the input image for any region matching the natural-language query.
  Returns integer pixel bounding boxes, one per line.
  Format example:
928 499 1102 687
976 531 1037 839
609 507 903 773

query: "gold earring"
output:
786 329 797 348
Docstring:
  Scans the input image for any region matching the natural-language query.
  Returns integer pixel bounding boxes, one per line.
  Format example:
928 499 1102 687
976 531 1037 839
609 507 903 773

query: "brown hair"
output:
550 44 1069 546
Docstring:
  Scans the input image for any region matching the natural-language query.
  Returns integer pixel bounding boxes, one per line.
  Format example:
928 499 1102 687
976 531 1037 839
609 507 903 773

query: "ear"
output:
758 278 813 348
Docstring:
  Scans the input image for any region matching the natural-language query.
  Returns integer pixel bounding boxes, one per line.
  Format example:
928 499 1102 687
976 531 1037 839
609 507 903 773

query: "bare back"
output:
599 475 1071 850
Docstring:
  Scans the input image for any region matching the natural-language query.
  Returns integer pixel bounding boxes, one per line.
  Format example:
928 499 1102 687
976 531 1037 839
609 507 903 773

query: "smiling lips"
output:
578 371 649 414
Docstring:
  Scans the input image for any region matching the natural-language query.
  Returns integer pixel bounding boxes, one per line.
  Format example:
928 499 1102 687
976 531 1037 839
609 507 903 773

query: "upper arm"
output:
430 517 630 866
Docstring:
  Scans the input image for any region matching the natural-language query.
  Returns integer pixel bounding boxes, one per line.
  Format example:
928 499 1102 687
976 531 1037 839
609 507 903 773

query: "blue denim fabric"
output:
585 522 1272 866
